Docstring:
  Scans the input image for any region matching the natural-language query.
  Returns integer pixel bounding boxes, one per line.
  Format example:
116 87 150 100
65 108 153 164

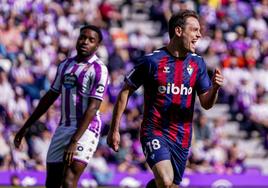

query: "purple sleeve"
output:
88 63 109 100
196 58 212 95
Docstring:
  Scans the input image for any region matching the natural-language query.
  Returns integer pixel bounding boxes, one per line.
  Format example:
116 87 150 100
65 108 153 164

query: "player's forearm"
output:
110 101 125 132
200 87 219 110
110 88 131 132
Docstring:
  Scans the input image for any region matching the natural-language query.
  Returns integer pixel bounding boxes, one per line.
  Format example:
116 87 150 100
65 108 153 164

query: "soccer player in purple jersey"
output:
107 10 224 188
14 25 109 188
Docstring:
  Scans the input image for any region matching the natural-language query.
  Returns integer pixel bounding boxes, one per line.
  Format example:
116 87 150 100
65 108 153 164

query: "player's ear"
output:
94 44 99 51
175 26 182 37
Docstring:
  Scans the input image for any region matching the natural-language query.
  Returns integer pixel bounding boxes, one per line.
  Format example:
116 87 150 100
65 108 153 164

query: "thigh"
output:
46 162 64 188
141 136 170 170
141 135 189 186
73 129 99 164
169 143 189 185
152 159 174 183
47 127 76 163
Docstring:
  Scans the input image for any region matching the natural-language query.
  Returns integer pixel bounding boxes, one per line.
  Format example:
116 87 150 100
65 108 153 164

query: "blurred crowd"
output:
0 0 267 185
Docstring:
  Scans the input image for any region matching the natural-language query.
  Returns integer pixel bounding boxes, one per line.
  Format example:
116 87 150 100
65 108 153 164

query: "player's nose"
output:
197 30 202 38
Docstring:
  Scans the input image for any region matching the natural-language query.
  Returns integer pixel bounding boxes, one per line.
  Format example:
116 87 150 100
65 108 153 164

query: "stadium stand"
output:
0 0 267 187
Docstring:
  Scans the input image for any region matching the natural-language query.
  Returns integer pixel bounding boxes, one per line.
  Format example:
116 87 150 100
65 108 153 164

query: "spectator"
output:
0 0 266 181
0 67 14 108
194 113 212 142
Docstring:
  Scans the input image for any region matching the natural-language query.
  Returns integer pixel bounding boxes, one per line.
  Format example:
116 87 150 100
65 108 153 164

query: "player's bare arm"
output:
107 83 135 152
64 98 102 166
14 89 60 148
199 68 224 110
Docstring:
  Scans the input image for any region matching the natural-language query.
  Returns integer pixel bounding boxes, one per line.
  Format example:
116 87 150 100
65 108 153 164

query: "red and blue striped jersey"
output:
125 47 211 148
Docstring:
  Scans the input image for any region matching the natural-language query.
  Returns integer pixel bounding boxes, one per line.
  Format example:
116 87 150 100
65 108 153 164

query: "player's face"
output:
181 17 201 53
76 29 99 57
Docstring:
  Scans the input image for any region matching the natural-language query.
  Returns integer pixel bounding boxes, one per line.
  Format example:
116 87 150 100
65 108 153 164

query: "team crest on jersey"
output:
63 73 77 89
150 154 155 159
187 65 193 76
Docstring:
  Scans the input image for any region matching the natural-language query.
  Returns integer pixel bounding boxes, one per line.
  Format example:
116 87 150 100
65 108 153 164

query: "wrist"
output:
110 126 119 132
212 85 220 92
110 122 120 132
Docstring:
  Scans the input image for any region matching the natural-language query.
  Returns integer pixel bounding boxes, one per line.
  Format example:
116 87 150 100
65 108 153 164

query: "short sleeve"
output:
125 56 151 90
196 58 212 95
88 64 109 101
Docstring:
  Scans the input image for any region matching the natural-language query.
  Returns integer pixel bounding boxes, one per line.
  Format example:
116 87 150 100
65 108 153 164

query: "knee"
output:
156 176 173 188
62 171 75 188
162 177 173 188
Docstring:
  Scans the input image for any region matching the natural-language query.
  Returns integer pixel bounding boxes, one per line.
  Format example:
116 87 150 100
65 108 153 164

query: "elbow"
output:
88 107 99 115
201 104 213 110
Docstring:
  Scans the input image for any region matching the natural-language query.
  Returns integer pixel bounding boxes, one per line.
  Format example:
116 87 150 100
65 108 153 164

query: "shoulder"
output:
138 48 167 65
188 53 206 67
93 57 108 74
188 53 203 61
58 58 69 66
94 57 106 67
57 57 74 70
145 48 167 60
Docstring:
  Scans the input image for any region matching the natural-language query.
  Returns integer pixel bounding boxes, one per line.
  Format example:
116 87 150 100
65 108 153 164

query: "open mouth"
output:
191 40 198 49
191 40 197 46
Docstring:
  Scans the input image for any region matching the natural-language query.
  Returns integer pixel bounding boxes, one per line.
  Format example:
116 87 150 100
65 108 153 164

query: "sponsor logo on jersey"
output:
63 73 77 89
158 83 192 95
163 66 170 73
96 84 105 93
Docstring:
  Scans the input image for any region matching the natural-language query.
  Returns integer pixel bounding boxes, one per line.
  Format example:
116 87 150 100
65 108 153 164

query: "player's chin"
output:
79 51 91 57
189 48 196 53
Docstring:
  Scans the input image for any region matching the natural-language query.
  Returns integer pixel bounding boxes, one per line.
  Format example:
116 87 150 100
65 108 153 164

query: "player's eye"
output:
90 38 96 43
79 35 86 40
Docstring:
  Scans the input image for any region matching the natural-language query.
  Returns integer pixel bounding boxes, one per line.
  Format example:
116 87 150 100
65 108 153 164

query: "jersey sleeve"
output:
125 56 151 90
88 64 109 101
50 60 67 93
196 58 212 95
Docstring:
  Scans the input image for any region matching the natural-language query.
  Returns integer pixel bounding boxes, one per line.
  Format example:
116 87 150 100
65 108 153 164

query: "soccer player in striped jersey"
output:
107 10 224 188
14 25 109 188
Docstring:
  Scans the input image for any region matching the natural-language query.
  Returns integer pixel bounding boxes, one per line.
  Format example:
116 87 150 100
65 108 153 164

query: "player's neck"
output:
76 53 95 63
166 41 187 59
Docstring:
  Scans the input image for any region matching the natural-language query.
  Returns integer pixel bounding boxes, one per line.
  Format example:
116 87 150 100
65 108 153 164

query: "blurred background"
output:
0 0 267 187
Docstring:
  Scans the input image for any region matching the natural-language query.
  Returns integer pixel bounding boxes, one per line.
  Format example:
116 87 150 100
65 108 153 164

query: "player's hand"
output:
64 142 77 166
212 68 224 90
107 130 120 152
14 127 28 149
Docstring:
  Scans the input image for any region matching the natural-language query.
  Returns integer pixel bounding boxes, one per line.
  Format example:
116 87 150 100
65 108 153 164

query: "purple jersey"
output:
50 54 109 134
126 48 211 148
